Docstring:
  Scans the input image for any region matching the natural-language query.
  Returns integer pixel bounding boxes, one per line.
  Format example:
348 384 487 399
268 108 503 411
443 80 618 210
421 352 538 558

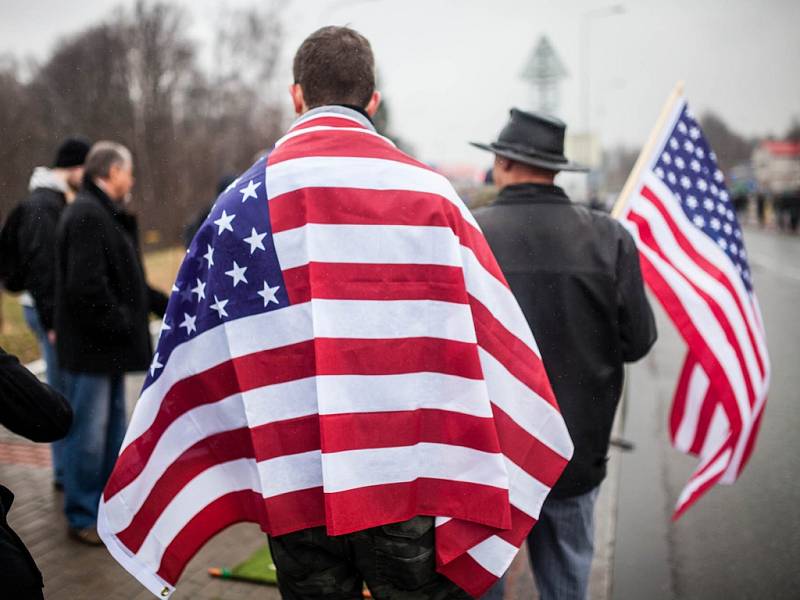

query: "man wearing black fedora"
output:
472 109 657 600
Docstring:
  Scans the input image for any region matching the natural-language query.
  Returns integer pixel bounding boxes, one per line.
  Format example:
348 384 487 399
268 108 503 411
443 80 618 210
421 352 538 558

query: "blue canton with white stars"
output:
652 105 752 292
145 153 289 388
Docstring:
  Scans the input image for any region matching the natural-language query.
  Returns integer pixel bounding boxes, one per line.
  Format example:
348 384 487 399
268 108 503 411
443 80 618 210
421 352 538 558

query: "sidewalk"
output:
0 371 622 599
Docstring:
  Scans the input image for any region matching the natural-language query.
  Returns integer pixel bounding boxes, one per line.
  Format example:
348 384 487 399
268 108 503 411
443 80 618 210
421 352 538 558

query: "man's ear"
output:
365 90 381 117
289 83 306 115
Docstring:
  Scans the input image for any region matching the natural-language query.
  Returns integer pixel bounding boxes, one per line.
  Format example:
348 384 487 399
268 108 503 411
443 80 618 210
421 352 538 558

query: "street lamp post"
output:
579 4 626 136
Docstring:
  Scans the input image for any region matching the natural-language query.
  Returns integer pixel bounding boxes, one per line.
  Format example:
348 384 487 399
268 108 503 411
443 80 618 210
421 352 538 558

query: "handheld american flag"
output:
98 107 573 598
615 86 770 519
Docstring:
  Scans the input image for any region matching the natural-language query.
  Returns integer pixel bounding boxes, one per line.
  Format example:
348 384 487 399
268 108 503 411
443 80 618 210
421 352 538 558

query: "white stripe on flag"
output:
272 223 462 271
123 297 477 455
700 403 730 461
319 443 509 494
265 155 479 229
642 174 769 371
258 450 323 498
676 443 732 511
461 245 541 357
275 125 395 148
467 535 518 577
310 299 476 343
314 373 493 418
478 348 573 460
504 457 551 519
674 361 710 453
636 176 767 397
631 222 752 426
134 458 261 573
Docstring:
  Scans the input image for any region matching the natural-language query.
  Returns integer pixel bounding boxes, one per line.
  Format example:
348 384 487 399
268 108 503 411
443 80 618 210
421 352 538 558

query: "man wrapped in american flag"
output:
98 26 573 599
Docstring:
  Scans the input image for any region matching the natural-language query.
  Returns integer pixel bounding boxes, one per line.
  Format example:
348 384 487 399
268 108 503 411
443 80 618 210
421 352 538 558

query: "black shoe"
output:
68 527 103 546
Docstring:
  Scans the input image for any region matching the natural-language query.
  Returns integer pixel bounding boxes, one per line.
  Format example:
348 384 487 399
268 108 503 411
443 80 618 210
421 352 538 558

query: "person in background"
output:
182 174 237 249
0 346 72 599
472 109 657 600
54 141 168 545
0 136 90 491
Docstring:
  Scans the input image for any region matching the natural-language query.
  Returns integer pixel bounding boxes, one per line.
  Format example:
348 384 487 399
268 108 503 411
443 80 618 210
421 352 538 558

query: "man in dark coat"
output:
0 347 72 599
471 109 657 600
54 141 168 544
0 137 89 489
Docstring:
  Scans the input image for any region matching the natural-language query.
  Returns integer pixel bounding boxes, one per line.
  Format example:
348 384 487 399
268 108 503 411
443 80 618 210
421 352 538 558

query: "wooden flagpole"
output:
611 81 686 219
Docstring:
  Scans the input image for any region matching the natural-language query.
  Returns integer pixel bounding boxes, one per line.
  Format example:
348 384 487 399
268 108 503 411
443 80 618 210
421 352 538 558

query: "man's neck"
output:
94 178 117 202
501 174 556 188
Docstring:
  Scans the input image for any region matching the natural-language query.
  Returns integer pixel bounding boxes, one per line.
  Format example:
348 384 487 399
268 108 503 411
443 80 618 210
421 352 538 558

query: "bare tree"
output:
0 1 288 248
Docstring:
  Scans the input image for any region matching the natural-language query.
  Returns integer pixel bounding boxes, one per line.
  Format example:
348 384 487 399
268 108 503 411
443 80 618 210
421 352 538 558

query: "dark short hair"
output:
293 26 375 108
84 141 132 180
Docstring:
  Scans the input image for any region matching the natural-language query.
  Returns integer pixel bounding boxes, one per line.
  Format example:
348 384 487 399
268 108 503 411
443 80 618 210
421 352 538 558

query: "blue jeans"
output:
22 305 67 483
61 370 126 529
527 487 600 600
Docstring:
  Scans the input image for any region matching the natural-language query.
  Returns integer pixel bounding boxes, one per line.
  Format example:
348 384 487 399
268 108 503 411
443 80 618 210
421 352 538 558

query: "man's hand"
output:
47 330 56 345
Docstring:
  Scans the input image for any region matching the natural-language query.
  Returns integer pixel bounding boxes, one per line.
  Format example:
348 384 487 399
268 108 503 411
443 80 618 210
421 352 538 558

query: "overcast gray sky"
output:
1 0 798 167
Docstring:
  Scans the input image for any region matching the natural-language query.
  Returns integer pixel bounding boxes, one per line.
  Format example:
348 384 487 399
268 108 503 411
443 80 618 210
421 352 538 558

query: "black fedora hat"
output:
471 108 588 172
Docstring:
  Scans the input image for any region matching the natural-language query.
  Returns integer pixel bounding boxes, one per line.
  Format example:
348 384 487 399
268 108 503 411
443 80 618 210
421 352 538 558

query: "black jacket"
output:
0 347 72 596
474 183 657 497
11 187 66 330
54 180 168 373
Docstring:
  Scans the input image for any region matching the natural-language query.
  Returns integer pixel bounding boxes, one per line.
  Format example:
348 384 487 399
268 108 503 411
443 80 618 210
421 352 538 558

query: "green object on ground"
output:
211 545 278 585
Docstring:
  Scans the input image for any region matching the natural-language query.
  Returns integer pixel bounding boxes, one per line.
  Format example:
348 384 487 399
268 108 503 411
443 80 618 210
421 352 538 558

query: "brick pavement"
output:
0 372 620 599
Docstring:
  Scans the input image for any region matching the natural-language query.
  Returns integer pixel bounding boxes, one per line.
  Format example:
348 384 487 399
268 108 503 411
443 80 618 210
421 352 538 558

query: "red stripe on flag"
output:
268 185 509 289
437 551 498 598
289 116 370 131
271 130 426 169
436 505 536 568
468 295 558 409
491 405 568 487
106 337 482 502
156 490 265 585
633 244 744 449
323 478 511 537
251 414 321 461
269 187 452 233
116 428 254 553
672 437 733 521
282 262 468 306
640 185 767 380
670 354 696 444
262 486 326 536
320 409 500 454
629 210 755 415
737 401 766 477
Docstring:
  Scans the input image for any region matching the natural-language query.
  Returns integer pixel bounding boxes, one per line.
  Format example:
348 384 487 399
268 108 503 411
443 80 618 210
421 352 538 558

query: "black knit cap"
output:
53 137 91 168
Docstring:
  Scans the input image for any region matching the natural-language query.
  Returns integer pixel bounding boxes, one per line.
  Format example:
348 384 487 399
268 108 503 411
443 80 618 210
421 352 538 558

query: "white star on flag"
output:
149 352 163 377
191 278 206 301
257 281 280 306
179 313 197 335
203 244 214 267
225 261 248 287
209 295 229 319
214 210 236 234
243 228 267 254
239 180 262 202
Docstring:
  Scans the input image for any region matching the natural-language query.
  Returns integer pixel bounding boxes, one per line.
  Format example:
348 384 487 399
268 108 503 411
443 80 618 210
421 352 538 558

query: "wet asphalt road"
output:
612 227 800 600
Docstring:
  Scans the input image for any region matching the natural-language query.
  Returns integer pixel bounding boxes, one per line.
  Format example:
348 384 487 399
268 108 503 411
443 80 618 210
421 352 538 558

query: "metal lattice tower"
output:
520 36 568 116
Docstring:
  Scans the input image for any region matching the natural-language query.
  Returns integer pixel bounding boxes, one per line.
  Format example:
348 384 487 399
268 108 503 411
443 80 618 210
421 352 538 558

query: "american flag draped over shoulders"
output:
618 93 770 519
98 106 573 598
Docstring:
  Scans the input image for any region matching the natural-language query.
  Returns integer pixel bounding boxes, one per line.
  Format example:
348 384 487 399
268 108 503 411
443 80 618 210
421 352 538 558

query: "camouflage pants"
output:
267 516 472 599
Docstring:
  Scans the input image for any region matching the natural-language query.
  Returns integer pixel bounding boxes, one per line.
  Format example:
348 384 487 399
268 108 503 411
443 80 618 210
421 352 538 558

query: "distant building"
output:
752 140 800 194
